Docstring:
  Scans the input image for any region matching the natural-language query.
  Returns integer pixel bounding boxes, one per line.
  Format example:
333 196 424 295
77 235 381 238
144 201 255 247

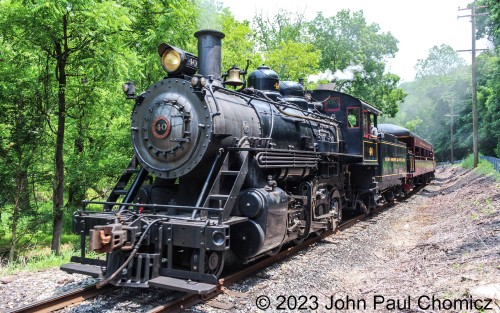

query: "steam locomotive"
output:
61 30 435 294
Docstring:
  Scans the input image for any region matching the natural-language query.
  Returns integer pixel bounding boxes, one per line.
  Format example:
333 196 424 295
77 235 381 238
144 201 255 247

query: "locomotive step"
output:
60 263 103 278
148 276 217 294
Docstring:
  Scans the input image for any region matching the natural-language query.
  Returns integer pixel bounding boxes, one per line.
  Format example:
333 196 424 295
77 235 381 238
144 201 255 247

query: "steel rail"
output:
6 284 116 313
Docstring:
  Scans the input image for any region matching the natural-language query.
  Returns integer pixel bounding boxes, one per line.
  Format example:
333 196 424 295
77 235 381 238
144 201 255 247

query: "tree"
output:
415 44 467 78
220 8 263 76
476 52 500 156
308 10 406 117
263 41 320 81
249 10 321 81
475 0 500 157
0 35 49 261
475 0 500 47
384 45 471 162
252 10 308 51
122 0 199 88
1 0 133 254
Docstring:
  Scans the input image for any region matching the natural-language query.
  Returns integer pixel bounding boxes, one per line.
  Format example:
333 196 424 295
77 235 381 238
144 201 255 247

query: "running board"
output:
148 276 218 294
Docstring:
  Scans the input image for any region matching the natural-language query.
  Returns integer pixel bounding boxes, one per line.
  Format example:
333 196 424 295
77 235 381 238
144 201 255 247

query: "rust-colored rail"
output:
6 284 116 313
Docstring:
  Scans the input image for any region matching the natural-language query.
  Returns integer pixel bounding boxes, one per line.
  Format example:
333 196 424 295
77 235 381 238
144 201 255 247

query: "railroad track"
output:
5 215 364 313
6 284 116 313
8 189 422 313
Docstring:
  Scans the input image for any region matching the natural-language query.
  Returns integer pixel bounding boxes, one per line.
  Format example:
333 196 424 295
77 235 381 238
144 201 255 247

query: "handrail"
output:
82 200 223 213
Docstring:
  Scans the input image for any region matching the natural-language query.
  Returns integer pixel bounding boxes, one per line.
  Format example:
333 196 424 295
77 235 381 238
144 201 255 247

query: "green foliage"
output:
251 10 319 81
252 10 308 51
307 10 405 116
0 0 137 253
404 118 423 132
475 0 500 47
0 10 54 259
220 8 263 75
264 41 320 81
0 244 78 275
474 1 500 158
122 0 199 87
415 45 467 78
384 44 472 162
250 9 406 115
476 52 500 157
461 154 476 169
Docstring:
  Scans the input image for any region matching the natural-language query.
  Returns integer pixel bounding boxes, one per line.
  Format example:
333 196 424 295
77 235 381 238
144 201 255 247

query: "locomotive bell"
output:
224 65 244 87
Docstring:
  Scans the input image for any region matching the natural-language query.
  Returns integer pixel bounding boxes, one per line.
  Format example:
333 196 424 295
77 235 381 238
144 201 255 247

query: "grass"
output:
0 243 77 276
460 154 500 181
0 204 82 277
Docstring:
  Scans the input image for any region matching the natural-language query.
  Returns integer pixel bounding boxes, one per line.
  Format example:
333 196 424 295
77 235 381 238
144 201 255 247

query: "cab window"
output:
324 97 340 112
347 107 360 128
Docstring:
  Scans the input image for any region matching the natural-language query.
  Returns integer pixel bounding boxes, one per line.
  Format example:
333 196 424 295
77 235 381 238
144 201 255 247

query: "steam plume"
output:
308 64 365 83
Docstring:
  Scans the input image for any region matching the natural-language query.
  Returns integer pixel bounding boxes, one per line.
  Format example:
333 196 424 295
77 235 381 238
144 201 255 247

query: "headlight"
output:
161 48 182 73
157 43 198 76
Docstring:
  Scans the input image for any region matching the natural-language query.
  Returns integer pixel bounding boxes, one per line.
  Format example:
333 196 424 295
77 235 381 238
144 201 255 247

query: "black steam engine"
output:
61 30 435 294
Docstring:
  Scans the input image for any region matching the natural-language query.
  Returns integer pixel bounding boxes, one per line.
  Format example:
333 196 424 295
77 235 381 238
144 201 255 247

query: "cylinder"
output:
194 29 225 80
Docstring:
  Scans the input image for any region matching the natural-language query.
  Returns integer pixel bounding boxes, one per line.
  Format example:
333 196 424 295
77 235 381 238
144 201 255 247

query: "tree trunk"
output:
51 81 66 254
51 15 68 254
9 197 19 263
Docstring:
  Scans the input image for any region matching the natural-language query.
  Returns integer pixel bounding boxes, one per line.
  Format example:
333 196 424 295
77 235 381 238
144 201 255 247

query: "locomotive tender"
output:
61 30 435 294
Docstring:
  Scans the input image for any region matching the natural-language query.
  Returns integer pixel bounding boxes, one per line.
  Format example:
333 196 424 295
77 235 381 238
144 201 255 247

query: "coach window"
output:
347 107 360 128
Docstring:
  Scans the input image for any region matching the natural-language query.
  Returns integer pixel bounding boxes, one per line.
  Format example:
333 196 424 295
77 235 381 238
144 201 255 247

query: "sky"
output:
220 0 491 82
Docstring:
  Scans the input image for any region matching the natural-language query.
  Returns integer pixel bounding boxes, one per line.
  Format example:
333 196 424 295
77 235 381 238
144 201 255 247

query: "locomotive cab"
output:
310 86 381 163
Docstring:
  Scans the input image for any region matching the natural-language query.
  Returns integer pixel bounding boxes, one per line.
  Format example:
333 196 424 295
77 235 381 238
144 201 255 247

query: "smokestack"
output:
194 29 225 80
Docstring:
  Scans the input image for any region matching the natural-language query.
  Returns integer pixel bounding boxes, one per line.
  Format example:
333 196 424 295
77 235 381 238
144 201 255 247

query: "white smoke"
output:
333 64 364 80
307 69 334 83
308 64 364 83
